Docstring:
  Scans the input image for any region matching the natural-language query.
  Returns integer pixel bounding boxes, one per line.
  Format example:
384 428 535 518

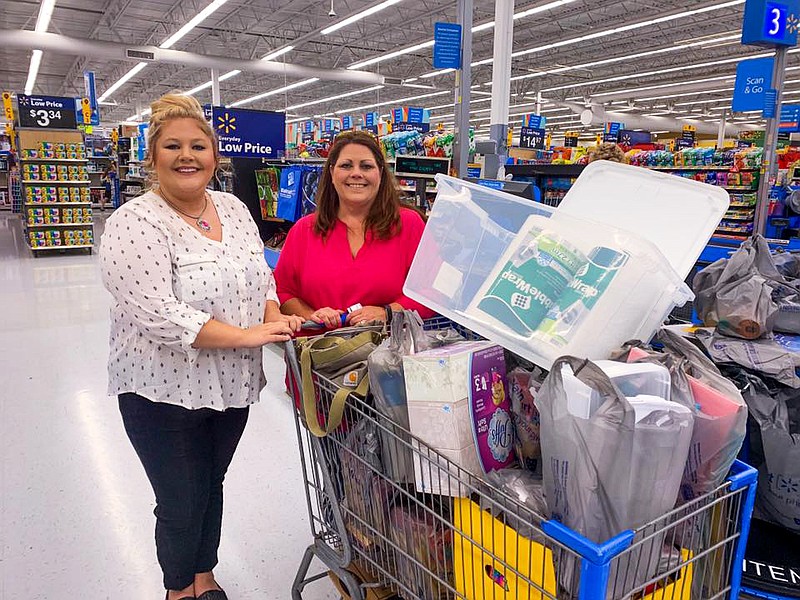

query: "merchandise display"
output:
17 129 93 253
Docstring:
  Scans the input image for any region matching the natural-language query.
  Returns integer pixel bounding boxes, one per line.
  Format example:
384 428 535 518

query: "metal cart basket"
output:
285 318 758 600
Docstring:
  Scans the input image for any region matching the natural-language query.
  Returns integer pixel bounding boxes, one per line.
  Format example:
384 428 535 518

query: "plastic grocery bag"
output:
693 236 780 339
697 328 800 388
727 369 800 532
537 356 694 595
618 329 748 503
367 311 463 483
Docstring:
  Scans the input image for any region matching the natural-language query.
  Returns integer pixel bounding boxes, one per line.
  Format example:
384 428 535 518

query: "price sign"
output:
564 131 579 148
519 126 545 149
17 95 77 129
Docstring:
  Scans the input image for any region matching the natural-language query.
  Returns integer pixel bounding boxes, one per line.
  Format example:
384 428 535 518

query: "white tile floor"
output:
0 212 338 599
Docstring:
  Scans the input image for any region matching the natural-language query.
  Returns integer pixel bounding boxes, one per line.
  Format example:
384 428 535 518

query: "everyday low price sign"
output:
212 106 285 158
519 126 545 149
17 94 77 129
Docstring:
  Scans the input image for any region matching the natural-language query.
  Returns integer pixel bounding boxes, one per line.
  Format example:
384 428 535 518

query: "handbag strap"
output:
298 332 376 438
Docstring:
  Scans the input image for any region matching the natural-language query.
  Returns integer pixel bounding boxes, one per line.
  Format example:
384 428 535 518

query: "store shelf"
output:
27 223 93 228
26 202 91 206
648 166 759 171
729 203 758 209
30 244 93 250
23 180 91 185
723 186 758 191
20 158 87 163
722 215 755 221
87 155 113 160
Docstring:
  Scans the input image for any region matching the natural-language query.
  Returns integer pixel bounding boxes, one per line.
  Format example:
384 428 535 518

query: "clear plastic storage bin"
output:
404 162 729 369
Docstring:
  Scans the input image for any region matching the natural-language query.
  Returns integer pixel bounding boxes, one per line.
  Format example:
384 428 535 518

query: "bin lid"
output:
557 160 730 278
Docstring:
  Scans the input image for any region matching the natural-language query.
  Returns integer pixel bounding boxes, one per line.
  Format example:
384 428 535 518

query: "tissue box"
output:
403 341 515 496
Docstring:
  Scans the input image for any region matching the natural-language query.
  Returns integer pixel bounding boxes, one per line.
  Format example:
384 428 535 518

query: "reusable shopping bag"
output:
367 311 463 484
537 356 694 596
293 325 385 437
300 166 321 218
276 165 305 222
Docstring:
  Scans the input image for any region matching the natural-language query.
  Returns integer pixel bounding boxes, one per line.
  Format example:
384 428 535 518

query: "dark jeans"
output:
118 392 249 590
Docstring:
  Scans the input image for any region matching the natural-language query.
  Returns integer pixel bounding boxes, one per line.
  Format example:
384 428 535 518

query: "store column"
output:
486 0 515 179
211 68 221 106
452 0 473 177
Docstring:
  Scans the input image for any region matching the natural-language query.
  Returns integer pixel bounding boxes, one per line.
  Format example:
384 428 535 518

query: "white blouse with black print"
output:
100 190 277 410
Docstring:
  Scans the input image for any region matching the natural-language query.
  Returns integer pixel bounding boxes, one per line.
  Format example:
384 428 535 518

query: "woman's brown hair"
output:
143 93 220 187
314 130 401 240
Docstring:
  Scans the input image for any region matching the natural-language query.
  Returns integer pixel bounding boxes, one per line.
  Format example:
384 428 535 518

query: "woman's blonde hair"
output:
143 93 219 185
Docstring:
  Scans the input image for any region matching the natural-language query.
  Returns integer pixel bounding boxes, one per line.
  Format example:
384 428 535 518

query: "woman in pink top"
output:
275 130 434 327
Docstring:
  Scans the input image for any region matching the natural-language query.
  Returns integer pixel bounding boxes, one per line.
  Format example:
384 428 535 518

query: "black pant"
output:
118 392 249 590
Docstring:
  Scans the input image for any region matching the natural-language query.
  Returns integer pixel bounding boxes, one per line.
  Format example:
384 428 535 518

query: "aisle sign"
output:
780 104 800 131
522 114 545 128
433 22 462 70
2 92 13 121
519 126 545 149
211 106 285 158
341 115 353 130
78 71 100 126
564 131 579 147
741 0 799 47
732 57 774 112
682 124 697 145
364 112 378 127
17 94 77 129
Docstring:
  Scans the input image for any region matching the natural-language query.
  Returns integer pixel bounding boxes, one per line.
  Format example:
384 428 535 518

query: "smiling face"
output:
330 142 382 211
152 117 217 201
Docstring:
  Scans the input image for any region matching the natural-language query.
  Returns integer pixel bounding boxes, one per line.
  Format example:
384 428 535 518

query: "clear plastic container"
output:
405 169 727 369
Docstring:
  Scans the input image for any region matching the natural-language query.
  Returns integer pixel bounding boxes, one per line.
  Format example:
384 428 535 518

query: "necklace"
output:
159 190 212 232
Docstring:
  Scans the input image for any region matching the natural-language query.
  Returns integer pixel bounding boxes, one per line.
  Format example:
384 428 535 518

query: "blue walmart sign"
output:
211 106 285 158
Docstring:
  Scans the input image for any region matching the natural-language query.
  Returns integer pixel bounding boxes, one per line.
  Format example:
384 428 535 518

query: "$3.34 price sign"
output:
17 94 77 129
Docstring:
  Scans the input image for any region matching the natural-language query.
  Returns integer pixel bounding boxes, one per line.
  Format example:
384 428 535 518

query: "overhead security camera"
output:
328 0 337 18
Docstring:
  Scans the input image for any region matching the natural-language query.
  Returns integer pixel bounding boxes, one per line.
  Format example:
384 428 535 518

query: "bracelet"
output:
383 305 393 324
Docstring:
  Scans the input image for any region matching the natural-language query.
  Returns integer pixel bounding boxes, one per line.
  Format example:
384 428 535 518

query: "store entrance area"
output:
0 213 336 599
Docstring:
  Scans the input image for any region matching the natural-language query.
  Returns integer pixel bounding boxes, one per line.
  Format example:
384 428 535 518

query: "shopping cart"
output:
286 318 758 600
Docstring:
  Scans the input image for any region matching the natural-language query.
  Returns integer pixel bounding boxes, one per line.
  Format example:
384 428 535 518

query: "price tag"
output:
519 126 545 150
17 94 77 129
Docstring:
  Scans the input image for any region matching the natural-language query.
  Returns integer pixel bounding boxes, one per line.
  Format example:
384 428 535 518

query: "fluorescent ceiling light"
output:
587 75 736 99
98 62 147 102
160 0 230 49
286 85 384 110
466 0 746 72
184 81 213 96
348 0 577 70
348 40 435 70
322 0 402 35
335 90 449 114
261 46 295 61
24 0 57 95
674 97 733 107
100 0 230 101
230 78 319 107
24 50 43 95
35 0 56 32
636 87 734 102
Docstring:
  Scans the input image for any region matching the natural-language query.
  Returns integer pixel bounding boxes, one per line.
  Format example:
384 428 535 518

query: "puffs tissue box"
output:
403 341 516 496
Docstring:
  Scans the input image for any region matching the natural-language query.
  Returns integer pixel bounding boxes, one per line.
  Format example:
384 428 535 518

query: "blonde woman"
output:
100 93 302 600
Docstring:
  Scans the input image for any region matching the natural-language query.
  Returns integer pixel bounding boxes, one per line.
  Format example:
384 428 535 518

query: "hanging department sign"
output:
17 94 77 129
212 106 285 158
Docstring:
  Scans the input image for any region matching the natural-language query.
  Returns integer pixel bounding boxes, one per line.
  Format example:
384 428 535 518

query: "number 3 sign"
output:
742 0 800 47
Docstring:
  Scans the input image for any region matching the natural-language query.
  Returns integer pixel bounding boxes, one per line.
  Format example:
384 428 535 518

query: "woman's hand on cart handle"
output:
346 305 388 325
268 313 305 333
309 307 345 329
240 321 295 347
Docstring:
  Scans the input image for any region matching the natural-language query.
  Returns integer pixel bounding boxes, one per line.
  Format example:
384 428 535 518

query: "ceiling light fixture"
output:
99 0 230 102
261 46 295 61
24 0 57 95
229 78 320 107
321 0 403 35
335 90 450 114
285 85 384 110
